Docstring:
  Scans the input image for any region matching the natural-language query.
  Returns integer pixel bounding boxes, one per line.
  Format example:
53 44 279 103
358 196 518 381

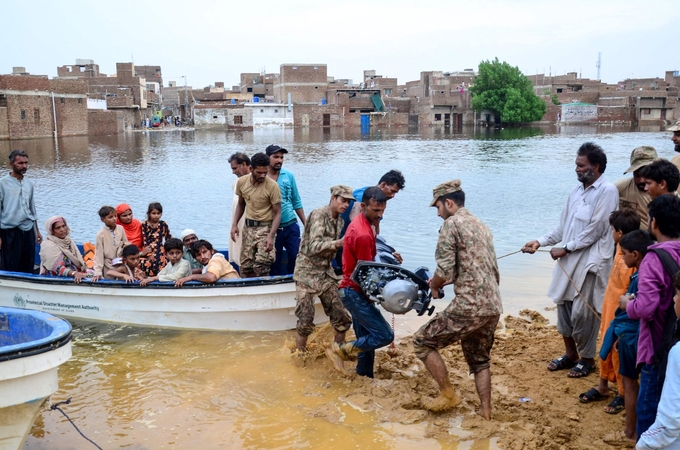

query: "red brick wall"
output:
0 75 49 91
0 107 8 139
88 110 123 135
54 96 88 136
5 93 54 139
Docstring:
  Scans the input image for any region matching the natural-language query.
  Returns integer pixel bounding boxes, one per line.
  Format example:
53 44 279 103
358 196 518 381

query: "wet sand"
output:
301 311 630 450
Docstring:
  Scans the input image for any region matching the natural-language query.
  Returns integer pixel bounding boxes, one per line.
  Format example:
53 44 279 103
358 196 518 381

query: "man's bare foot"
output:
325 347 350 376
476 408 491 420
422 391 462 412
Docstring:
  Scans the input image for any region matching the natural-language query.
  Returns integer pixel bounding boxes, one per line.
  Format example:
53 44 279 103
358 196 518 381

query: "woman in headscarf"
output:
116 203 152 260
39 216 89 283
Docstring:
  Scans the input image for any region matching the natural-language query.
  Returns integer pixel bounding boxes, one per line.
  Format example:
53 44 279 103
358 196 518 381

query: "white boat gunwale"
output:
0 269 294 289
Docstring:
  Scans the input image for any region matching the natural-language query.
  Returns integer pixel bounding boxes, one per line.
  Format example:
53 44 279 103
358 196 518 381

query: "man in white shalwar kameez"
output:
523 142 619 378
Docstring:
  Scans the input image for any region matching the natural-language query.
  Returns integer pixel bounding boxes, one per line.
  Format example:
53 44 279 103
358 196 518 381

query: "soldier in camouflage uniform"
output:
293 185 355 355
413 180 502 419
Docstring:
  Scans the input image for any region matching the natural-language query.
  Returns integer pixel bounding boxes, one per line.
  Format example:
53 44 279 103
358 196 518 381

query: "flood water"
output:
1 124 675 449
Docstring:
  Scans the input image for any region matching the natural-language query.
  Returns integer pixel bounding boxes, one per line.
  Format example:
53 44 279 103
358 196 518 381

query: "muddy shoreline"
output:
300 310 630 450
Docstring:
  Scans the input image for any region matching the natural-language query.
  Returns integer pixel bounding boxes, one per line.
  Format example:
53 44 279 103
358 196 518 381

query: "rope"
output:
496 249 522 260
49 398 103 450
498 248 601 320
389 313 397 357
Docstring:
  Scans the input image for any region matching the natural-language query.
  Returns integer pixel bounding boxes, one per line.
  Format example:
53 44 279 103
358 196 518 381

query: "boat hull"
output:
0 274 326 331
0 308 72 450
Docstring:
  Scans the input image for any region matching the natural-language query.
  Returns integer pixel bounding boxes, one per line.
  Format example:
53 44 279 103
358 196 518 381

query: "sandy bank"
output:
300 310 631 449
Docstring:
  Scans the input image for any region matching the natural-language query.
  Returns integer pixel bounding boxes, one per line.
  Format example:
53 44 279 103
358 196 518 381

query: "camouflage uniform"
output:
240 224 276 277
413 205 502 374
293 205 352 336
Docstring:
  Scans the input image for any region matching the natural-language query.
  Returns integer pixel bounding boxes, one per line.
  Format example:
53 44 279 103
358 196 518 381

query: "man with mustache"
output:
231 152 282 278
0 150 43 273
523 142 619 378
329 186 394 378
615 146 657 229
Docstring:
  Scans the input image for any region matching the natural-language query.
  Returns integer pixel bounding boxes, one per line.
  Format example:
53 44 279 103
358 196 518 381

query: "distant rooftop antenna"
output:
596 52 601 80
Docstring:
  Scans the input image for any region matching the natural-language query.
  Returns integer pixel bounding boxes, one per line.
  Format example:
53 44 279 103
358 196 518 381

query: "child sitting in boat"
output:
174 239 239 287
116 203 152 261
105 245 145 283
140 202 172 277
140 238 191 286
92 206 129 282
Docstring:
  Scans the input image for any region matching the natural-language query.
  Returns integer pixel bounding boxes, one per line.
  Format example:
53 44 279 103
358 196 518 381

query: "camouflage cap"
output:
330 185 355 201
430 179 462 207
624 146 658 174
668 120 680 132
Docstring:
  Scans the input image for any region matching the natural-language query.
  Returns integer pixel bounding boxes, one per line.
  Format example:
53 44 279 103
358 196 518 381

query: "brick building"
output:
56 59 103 78
528 70 679 125
273 64 327 104
0 69 88 140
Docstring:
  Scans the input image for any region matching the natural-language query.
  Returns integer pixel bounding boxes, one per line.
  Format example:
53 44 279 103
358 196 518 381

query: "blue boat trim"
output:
0 307 72 362
0 270 293 289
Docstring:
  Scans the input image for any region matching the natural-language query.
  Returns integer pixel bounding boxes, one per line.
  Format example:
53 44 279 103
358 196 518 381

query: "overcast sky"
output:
3 0 678 89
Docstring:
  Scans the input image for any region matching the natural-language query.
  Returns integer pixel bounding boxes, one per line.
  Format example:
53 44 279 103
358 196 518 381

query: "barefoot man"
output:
413 180 502 418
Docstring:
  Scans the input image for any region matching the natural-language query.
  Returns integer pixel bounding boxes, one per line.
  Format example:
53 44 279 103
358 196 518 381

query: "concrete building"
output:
0 71 88 140
246 103 293 127
193 102 252 130
273 64 327 104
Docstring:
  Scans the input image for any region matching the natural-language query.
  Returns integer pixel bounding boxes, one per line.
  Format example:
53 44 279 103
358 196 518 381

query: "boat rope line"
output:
48 397 104 450
389 313 397 357
495 248 601 320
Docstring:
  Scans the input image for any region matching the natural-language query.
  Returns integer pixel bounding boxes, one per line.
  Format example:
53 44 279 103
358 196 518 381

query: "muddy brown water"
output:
1 125 673 448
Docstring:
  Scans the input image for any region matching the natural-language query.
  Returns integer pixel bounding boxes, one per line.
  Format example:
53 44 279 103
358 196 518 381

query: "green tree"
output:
470 58 546 124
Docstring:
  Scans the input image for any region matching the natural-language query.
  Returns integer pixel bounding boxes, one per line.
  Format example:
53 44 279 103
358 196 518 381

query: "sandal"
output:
604 395 625 414
547 355 577 372
567 360 595 378
603 430 635 445
579 387 609 403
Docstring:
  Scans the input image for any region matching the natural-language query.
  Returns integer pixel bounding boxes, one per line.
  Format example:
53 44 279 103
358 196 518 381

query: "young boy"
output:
636 271 680 448
174 239 239 287
579 209 639 412
105 244 144 283
602 230 654 444
140 238 192 286
640 159 680 199
92 206 129 282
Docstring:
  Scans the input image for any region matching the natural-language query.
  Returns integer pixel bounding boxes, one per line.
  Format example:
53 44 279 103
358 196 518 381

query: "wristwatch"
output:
562 244 572 254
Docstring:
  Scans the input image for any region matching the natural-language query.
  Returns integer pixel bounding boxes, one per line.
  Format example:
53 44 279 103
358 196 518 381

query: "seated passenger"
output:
117 203 152 259
175 239 239 286
39 216 90 283
140 238 192 286
180 228 202 274
105 244 144 283
92 206 129 282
